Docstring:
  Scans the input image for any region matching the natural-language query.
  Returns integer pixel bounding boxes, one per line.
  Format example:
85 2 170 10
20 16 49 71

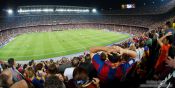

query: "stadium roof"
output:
0 0 175 15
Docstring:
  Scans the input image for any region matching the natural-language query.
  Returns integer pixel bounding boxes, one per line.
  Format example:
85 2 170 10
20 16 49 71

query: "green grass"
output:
0 29 130 61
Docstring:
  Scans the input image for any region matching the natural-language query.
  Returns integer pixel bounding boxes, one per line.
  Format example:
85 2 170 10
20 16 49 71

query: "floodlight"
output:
7 9 13 15
92 8 97 13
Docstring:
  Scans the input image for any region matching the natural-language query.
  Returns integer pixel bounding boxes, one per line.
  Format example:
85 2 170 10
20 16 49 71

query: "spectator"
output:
47 63 65 82
64 57 80 80
35 63 46 81
44 75 66 88
67 67 100 88
90 46 137 88
5 58 24 83
59 57 71 74
154 32 173 79
24 67 44 88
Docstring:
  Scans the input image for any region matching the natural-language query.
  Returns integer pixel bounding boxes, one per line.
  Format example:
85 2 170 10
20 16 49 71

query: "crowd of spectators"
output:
0 17 175 88
0 13 174 31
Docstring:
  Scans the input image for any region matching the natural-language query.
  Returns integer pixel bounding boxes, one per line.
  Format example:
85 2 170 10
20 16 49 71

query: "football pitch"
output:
0 29 130 61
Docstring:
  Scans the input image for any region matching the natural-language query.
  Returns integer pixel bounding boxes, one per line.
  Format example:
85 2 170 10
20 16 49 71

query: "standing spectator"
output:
90 46 137 88
154 32 173 79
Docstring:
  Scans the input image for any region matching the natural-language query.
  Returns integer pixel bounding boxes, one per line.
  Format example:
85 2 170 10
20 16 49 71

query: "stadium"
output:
0 0 175 88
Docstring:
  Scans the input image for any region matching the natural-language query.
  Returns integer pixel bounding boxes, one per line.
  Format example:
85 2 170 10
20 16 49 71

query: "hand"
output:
165 56 175 68
92 78 100 86
165 32 172 37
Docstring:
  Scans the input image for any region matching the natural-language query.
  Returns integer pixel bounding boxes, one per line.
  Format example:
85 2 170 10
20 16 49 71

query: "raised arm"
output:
112 46 137 59
157 32 172 47
90 46 109 59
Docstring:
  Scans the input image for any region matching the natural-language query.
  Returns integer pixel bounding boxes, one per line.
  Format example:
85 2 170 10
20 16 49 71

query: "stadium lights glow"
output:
17 8 54 13
92 8 97 13
55 9 90 13
7 9 13 15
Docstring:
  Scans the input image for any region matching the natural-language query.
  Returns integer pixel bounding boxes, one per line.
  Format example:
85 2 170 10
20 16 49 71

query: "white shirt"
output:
64 67 75 80
135 48 144 62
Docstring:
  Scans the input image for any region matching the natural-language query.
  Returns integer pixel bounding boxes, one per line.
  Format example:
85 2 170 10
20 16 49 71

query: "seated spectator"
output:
0 72 33 88
64 57 80 80
47 63 64 82
44 75 66 88
24 67 44 88
35 63 46 81
79 54 96 79
67 67 100 88
59 57 72 74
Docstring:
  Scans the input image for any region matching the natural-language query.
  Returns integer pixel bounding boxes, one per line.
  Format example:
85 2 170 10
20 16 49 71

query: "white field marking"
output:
0 33 130 58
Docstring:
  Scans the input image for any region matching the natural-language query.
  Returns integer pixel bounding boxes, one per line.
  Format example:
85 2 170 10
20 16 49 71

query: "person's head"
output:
0 68 16 87
71 57 80 67
61 57 68 64
23 64 28 70
47 63 57 75
84 54 91 63
138 41 145 48
165 21 172 29
50 59 54 63
129 44 136 51
35 63 43 71
107 53 122 63
73 67 89 86
44 75 65 88
25 67 35 79
29 60 34 66
0 74 10 88
100 52 107 61
8 58 15 68
162 37 170 45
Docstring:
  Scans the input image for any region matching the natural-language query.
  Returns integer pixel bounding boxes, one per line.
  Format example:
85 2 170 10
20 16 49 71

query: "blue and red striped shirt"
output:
92 54 135 81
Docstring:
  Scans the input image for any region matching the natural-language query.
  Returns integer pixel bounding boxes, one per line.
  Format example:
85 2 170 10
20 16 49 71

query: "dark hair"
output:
48 63 57 74
0 74 10 88
29 60 34 66
138 41 145 48
71 57 80 67
166 21 172 28
73 67 89 85
108 53 121 63
26 67 35 78
8 58 15 67
23 64 28 70
35 63 43 71
100 52 107 61
85 54 91 60
44 75 65 88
